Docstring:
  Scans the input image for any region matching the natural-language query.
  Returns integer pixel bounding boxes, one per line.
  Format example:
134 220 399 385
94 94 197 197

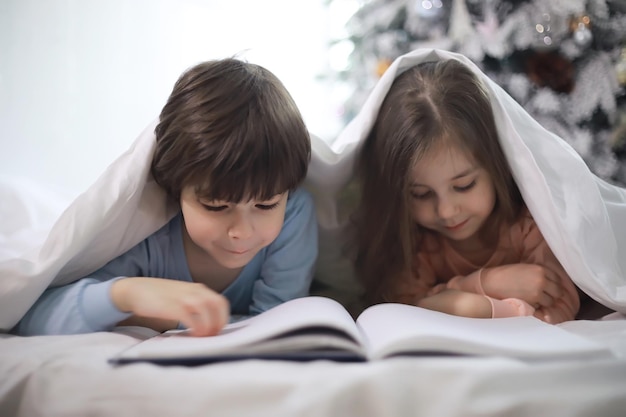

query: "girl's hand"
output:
426 283 447 296
533 307 553 324
481 264 563 309
417 289 492 318
111 277 230 337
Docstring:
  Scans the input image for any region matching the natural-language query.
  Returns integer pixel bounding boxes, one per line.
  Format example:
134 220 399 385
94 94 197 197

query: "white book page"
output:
117 296 363 360
356 303 612 360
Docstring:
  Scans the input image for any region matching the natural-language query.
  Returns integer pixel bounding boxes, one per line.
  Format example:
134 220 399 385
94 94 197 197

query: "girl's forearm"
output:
416 289 492 318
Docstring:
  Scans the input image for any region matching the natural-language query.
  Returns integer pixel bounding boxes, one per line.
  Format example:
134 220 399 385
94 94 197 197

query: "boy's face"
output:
408 143 496 248
180 186 288 270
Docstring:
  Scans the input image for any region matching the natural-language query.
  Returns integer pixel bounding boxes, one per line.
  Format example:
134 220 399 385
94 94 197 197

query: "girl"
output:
351 58 579 324
15 58 318 336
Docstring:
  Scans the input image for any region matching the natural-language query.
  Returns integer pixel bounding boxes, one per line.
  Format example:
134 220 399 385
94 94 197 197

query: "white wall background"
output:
0 0 355 201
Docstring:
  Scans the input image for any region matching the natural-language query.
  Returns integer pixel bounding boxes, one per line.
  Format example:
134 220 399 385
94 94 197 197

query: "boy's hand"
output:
111 277 230 337
481 264 563 309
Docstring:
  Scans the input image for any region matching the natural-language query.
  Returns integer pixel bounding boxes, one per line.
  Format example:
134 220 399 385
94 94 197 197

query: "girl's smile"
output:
409 142 497 249
444 218 469 232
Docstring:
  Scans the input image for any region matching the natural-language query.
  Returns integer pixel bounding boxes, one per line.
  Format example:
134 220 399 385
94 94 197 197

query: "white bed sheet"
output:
1 317 626 417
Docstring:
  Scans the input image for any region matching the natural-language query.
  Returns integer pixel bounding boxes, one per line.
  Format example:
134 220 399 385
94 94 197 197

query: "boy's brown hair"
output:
152 58 311 202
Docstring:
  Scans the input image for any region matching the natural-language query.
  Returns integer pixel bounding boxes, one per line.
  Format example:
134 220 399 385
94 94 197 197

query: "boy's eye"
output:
454 180 476 192
255 202 279 211
202 204 228 212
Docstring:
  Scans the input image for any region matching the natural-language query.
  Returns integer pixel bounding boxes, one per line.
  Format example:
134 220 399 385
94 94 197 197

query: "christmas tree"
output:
327 0 626 186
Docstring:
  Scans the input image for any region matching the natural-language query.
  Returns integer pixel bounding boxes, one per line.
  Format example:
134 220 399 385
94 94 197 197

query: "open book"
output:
110 296 612 365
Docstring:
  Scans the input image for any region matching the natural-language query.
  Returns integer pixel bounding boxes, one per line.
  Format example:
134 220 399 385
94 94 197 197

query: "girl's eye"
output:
454 180 476 192
256 202 279 211
411 191 432 200
202 204 228 212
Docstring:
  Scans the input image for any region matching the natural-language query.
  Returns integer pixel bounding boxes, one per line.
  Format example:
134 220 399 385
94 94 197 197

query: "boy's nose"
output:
228 212 253 240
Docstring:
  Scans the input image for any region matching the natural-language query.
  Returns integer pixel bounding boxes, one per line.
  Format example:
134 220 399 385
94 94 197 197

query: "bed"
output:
2 49 626 417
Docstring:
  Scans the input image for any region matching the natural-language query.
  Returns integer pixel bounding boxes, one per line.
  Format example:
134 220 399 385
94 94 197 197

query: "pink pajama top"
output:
389 207 580 323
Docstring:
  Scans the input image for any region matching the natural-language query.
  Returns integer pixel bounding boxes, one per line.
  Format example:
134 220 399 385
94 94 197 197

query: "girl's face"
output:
409 143 496 246
180 186 288 269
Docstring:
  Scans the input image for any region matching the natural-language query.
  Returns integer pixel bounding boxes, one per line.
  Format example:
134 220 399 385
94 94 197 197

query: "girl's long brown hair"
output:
350 59 523 305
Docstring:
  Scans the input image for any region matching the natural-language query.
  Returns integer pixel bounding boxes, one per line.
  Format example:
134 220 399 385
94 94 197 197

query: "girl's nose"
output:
436 195 459 219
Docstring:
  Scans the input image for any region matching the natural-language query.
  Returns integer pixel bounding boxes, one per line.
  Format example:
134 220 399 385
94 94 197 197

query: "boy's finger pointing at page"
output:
181 292 230 337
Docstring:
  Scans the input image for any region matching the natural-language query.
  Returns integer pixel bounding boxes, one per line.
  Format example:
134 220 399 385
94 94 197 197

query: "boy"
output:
15 58 318 336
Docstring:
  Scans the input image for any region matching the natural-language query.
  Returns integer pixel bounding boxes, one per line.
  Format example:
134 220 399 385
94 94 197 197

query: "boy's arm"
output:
14 277 132 336
110 277 228 337
13 241 152 336
15 215 230 336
